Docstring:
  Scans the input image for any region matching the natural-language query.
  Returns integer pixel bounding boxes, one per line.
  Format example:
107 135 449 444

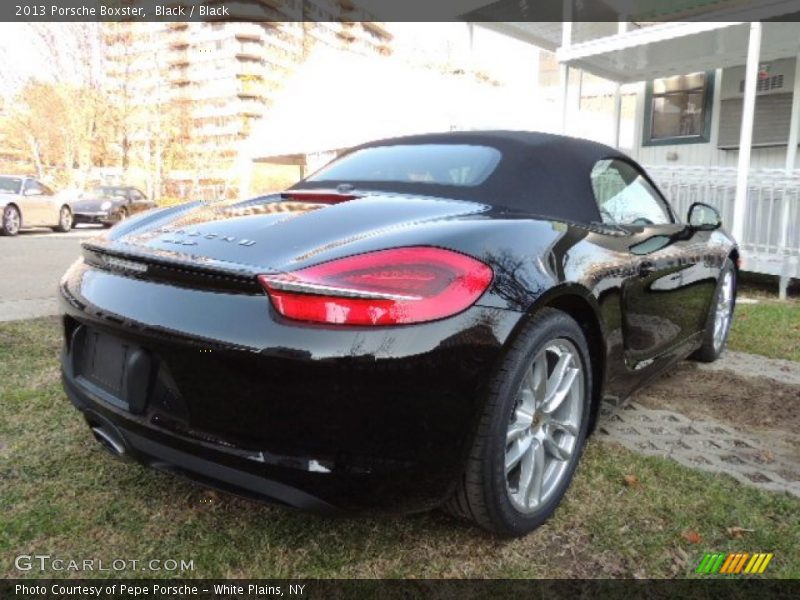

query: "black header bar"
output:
3 578 800 600
3 0 800 23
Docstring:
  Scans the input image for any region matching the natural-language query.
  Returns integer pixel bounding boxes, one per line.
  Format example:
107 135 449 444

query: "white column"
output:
612 83 622 148
778 53 800 270
631 82 646 161
466 22 475 63
560 65 570 133
785 54 800 172
709 68 724 155
613 15 628 145
560 21 573 134
732 22 762 246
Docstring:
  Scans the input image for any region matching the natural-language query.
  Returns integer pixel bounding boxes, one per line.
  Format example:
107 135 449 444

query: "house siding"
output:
634 60 800 171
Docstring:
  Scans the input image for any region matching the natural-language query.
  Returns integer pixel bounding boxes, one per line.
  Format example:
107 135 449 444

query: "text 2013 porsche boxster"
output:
59 131 737 537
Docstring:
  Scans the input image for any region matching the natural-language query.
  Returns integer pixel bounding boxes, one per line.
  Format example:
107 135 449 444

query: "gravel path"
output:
600 351 800 496
698 350 800 386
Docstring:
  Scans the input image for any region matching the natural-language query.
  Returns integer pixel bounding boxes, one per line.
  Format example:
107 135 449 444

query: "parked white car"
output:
0 175 73 236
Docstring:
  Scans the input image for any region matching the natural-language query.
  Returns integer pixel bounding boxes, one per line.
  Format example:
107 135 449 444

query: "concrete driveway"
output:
0 226 103 321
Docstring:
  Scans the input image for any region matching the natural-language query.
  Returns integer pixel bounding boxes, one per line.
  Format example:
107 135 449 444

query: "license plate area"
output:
73 326 154 413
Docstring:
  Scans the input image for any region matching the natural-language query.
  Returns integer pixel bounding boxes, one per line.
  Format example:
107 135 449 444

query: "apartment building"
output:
104 1 392 198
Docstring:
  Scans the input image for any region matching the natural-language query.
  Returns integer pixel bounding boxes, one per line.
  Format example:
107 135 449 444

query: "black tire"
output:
445 308 592 537
103 207 126 229
691 258 736 363
52 205 73 232
1 204 21 236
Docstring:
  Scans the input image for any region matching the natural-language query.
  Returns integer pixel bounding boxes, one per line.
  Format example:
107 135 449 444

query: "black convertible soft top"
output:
292 130 632 224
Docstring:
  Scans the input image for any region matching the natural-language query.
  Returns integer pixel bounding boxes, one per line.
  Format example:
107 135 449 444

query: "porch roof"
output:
559 22 800 83
483 20 800 83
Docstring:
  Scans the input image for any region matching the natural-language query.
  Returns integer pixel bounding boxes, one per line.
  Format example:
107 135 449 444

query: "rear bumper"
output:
63 377 338 513
59 260 522 512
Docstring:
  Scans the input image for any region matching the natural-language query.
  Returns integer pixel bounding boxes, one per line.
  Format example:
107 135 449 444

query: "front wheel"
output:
103 207 127 229
691 259 736 363
445 308 592 537
1 204 21 236
52 205 73 232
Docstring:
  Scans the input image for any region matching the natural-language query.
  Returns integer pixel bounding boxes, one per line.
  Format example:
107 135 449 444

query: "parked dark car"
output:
71 186 155 227
0 175 73 236
59 131 737 536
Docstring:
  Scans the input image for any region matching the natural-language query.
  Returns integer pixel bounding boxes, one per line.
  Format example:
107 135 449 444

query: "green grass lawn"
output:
729 299 800 362
1 318 798 579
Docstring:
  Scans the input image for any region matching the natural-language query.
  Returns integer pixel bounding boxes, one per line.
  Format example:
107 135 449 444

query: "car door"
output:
20 179 50 226
590 159 715 368
40 183 60 225
128 188 152 215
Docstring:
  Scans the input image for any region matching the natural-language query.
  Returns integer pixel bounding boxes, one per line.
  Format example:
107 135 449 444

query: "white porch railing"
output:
647 165 800 284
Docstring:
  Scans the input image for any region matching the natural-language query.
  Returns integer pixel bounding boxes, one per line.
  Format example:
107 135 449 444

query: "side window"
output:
590 159 672 226
130 190 144 201
24 180 43 195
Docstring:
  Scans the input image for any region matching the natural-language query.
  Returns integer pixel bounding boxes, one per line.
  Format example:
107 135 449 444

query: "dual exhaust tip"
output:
90 424 127 458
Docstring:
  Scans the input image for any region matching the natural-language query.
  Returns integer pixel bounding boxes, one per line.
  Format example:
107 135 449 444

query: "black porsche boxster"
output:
71 185 156 227
59 131 737 537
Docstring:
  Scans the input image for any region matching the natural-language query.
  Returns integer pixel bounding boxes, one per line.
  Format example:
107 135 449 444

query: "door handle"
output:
637 261 656 277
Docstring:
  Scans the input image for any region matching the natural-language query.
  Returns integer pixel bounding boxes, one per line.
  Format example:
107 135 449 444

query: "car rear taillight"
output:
281 191 358 204
258 247 493 326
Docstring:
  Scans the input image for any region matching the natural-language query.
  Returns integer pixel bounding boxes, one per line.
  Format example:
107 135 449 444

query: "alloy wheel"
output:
504 339 584 513
60 207 72 230
4 207 20 235
713 270 734 351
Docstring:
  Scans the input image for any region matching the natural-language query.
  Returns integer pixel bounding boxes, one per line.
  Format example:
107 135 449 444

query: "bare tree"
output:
3 24 112 186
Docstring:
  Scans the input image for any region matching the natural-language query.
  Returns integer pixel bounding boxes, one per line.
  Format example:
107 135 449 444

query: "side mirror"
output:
24 188 42 197
687 202 721 231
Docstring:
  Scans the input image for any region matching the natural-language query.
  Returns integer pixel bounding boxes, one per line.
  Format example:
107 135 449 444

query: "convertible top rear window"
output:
308 144 502 187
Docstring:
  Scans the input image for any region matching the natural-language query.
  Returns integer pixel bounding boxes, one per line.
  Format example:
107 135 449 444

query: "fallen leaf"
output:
623 474 640 487
681 529 702 544
726 526 755 539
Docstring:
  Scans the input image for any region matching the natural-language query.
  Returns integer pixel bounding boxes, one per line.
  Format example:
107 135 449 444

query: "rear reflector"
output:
258 247 493 325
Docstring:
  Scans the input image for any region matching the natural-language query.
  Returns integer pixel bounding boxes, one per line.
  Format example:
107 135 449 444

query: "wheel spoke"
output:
518 387 536 414
542 366 578 415
546 352 571 395
528 353 548 407
543 420 576 461
506 421 528 445
524 440 546 507
516 440 536 500
505 435 532 473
